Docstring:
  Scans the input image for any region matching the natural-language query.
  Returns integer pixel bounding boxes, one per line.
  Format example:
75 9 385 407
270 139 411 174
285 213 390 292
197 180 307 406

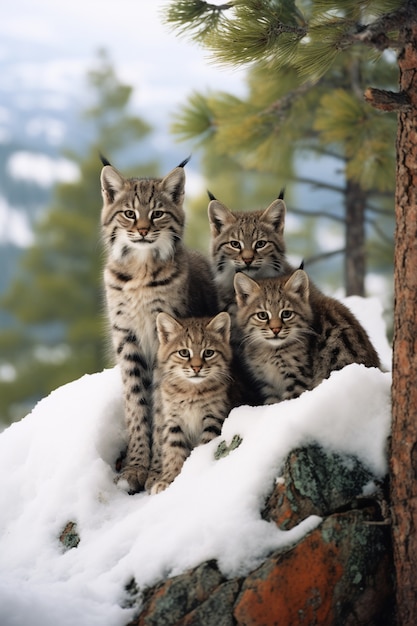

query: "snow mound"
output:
0 298 392 626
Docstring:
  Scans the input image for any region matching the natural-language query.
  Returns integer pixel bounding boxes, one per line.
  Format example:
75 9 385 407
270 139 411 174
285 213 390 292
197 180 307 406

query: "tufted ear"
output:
156 313 183 345
284 269 310 302
206 312 231 343
100 166 126 204
161 165 186 205
208 200 236 236
234 273 261 308
260 198 286 236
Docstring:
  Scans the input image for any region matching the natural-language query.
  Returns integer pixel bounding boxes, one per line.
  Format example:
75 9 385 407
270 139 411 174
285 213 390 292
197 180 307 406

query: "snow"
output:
0 297 392 626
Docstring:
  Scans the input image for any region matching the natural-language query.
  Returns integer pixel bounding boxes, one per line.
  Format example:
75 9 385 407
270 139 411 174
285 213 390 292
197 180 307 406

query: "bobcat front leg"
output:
199 413 224 444
149 418 190 495
144 420 163 492
115 333 153 493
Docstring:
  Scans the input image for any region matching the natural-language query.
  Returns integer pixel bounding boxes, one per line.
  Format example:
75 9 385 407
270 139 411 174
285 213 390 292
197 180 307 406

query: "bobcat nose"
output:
191 358 202 374
242 253 254 265
138 228 149 238
270 320 282 335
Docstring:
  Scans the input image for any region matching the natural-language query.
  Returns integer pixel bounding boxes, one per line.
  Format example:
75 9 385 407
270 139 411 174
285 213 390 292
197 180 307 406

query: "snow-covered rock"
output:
0 297 392 626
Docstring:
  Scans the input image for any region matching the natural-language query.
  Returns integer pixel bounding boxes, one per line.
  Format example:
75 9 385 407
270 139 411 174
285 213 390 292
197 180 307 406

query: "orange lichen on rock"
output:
234 525 343 626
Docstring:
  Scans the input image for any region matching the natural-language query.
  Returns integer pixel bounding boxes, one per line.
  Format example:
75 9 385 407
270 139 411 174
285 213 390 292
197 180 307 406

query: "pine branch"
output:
364 88 412 112
289 175 345 194
341 4 412 51
163 0 232 41
366 217 394 244
304 248 346 266
290 207 345 223
262 79 318 120
366 203 394 216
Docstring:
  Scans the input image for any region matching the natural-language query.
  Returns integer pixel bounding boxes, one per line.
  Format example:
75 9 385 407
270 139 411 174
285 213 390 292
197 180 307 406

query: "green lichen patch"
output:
214 434 243 460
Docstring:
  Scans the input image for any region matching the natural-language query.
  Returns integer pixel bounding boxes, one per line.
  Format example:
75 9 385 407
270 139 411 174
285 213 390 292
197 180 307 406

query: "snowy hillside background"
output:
0 296 392 626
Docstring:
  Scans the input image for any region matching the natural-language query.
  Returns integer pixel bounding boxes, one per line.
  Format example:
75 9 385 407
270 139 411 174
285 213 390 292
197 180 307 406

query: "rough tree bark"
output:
390 13 417 626
345 179 366 296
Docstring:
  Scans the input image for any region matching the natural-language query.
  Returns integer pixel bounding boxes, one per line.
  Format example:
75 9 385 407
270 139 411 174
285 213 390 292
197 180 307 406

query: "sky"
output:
0 295 392 626
0 0 246 150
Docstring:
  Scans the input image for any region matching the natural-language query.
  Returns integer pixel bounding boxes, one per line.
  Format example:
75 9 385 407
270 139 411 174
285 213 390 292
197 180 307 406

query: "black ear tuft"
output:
177 155 191 168
100 153 112 167
299 259 304 270
278 187 285 200
207 190 217 201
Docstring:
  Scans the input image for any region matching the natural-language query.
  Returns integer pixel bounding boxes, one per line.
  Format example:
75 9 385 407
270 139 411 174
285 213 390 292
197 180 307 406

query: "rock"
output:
234 510 394 626
128 560 240 626
262 445 383 530
127 445 395 626
59 520 80 550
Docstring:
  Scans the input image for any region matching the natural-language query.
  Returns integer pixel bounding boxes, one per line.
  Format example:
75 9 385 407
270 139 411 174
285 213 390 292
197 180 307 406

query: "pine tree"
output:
167 3 397 296
164 1 417 622
0 51 158 425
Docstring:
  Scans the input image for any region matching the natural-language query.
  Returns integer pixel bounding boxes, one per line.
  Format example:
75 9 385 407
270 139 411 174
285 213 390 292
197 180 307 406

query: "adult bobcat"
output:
100 157 218 492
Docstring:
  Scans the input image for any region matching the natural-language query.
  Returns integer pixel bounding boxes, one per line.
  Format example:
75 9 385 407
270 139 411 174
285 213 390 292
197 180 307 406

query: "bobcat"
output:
234 269 381 404
146 312 233 494
207 192 294 314
100 157 218 493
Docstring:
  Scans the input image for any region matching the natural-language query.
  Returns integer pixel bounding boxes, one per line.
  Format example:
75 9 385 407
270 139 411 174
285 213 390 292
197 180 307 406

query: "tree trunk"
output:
390 16 417 626
344 179 366 296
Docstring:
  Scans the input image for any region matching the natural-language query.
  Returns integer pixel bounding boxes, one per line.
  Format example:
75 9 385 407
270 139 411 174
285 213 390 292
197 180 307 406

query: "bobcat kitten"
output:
208 194 294 313
234 269 380 404
100 157 218 493
147 312 233 494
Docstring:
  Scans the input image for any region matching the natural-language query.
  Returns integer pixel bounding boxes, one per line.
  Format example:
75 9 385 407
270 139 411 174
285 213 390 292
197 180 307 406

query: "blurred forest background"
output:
0 5 396 427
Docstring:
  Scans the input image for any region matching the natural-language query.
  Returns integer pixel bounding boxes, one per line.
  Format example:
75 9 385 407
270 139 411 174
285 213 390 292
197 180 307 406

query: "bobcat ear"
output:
100 165 126 204
208 200 236 236
261 199 286 236
161 166 186 205
234 273 260 307
285 270 309 302
156 312 183 345
207 312 231 343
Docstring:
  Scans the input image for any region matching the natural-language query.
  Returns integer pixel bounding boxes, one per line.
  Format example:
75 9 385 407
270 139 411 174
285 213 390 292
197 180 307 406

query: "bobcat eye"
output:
281 310 293 321
256 311 269 321
178 349 190 358
203 349 215 359
151 210 164 220
255 240 267 249
124 210 136 219
230 240 241 249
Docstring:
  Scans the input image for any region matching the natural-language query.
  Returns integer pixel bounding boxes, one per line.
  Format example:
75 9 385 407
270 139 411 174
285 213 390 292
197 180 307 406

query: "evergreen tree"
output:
164 1 417 622
0 51 158 425
166 2 397 296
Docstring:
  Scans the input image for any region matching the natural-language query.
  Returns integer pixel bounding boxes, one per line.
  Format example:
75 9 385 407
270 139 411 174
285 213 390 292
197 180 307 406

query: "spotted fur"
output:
146 312 233 494
234 270 381 404
101 158 218 493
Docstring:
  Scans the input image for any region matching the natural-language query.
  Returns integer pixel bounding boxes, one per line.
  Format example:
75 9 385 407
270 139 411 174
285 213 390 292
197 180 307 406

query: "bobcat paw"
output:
145 471 161 492
115 465 148 494
150 479 171 495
